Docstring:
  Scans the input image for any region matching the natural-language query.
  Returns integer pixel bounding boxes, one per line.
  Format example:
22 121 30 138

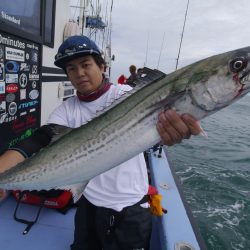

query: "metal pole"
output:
157 32 165 69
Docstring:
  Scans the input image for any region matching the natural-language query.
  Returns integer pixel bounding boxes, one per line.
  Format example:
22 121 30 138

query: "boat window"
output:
44 0 55 47
0 0 41 37
0 0 55 46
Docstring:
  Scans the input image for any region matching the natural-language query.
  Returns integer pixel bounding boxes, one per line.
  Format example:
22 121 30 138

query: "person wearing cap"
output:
0 35 202 249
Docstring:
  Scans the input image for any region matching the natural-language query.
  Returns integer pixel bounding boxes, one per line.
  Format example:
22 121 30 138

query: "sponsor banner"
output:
0 31 41 154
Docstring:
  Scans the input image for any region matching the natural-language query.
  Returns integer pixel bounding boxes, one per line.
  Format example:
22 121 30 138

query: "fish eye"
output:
229 57 247 73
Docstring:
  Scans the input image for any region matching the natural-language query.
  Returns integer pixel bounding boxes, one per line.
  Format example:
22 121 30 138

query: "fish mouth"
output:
234 70 250 98
236 82 250 98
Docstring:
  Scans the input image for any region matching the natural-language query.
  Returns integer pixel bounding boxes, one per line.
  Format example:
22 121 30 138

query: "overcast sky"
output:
71 0 250 83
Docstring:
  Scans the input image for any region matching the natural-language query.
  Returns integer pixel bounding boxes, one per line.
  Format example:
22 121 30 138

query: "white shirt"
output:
47 84 149 211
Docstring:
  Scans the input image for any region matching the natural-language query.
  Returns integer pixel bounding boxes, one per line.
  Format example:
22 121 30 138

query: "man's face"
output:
65 56 104 95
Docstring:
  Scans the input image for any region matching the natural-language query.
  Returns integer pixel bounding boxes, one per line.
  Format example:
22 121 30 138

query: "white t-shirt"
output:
47 84 149 211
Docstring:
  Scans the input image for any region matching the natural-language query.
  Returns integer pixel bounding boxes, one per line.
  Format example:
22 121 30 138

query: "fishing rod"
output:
144 31 149 67
157 32 165 69
175 0 190 70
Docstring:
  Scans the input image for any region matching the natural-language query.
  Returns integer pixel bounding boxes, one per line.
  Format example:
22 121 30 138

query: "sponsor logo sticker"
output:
0 82 5 94
0 93 5 101
19 73 28 88
32 65 37 74
29 108 36 113
20 111 27 116
6 47 25 62
29 89 39 100
6 83 18 93
6 93 15 102
32 81 37 88
29 73 39 81
20 63 30 71
20 89 26 100
31 51 38 63
0 112 7 124
0 46 4 59
5 61 20 73
8 101 17 116
6 73 18 83
0 62 4 81
0 100 6 112
18 100 38 109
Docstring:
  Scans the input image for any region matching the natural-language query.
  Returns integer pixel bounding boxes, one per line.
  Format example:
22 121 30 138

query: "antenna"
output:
157 32 165 69
175 0 190 70
144 32 149 67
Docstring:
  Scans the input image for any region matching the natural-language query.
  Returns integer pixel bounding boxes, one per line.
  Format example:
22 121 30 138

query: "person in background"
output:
0 35 202 250
126 64 138 87
137 67 144 77
117 74 127 84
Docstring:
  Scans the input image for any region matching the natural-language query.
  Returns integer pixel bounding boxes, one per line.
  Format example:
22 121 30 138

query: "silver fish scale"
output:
2 46 250 190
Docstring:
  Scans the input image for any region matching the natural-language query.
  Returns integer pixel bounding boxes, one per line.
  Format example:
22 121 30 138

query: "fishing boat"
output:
0 1 206 249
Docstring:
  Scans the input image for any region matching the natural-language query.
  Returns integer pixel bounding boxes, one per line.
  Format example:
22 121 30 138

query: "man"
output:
0 35 202 249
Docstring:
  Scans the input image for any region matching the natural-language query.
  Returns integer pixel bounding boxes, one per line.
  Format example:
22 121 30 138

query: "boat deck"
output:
0 149 206 250
0 196 75 250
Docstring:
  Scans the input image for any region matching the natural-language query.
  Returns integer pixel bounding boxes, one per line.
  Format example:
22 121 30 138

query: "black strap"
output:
104 195 150 242
13 191 46 235
8 124 71 158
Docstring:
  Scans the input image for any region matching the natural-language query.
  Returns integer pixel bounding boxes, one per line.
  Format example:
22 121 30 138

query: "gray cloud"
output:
111 0 250 82
70 0 250 83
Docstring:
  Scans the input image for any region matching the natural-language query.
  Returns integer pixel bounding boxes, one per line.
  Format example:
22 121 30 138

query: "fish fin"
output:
134 67 167 89
94 68 167 117
56 182 88 203
48 124 73 143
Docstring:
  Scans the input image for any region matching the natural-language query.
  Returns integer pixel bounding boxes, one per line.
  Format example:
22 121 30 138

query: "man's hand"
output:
0 150 25 174
156 109 202 146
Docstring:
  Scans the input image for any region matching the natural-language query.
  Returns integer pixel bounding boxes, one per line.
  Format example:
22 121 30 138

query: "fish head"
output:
189 46 250 113
228 50 250 96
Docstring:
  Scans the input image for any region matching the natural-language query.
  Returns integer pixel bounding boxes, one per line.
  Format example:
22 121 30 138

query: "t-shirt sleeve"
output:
46 102 69 127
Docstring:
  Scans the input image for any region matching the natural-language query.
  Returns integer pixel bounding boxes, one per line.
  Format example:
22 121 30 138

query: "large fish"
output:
1 46 250 191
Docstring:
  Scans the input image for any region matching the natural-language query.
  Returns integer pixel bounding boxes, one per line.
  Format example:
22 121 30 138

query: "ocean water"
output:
167 95 250 250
